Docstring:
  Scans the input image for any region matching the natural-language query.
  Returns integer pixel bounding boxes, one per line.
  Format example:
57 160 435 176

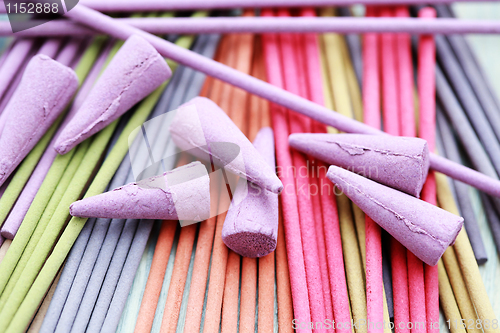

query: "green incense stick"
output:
0 37 107 297
0 140 90 312
0 124 113 330
0 120 59 225
4 34 194 333
0 37 106 226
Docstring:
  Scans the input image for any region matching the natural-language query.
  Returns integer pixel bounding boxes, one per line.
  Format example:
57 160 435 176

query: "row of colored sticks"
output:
0 4 498 333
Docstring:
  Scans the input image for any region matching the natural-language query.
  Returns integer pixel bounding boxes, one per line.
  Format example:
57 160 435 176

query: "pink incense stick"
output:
0 39 108 239
278 9 326 332
8 0 494 12
363 6 384 333
379 7 410 333
301 6 334 323
396 6 427 333
262 8 312 333
418 8 440 333
63 4 500 199
7 17 500 37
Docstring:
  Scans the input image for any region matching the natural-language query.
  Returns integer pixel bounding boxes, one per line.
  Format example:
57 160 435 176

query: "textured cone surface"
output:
170 97 283 194
55 34 171 155
327 165 463 266
70 162 210 221
289 133 429 197
0 54 78 186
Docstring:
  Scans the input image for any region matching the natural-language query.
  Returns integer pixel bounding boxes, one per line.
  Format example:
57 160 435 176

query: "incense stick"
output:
363 7 384 333
302 7 334 323
435 172 499 333
417 9 439 333
64 4 500 199
0 37 109 239
436 34 500 175
279 9 328 330
262 9 311 331
6 0 495 12
380 8 410 333
436 109 488 263
318 33 351 333
11 17 500 36
3 34 197 331
0 37 103 303
437 260 467 333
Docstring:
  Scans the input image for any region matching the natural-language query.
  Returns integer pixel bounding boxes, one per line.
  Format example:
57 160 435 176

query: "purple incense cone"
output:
70 161 210 222
0 54 78 187
169 97 283 194
221 127 278 258
54 34 171 155
289 133 429 197
326 166 463 266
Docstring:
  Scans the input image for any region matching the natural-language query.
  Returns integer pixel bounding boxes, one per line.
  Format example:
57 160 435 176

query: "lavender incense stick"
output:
8 17 500 37
0 0 494 12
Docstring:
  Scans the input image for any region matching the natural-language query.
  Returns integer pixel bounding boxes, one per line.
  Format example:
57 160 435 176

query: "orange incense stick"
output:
201 38 236 331
221 20 254 332
275 210 294 333
238 40 263 333
159 223 198 333
182 48 225 333
251 40 280 333
220 250 240 333
239 257 257 333
133 221 177 333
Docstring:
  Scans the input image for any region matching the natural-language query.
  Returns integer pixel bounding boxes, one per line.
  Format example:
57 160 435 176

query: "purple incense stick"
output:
5 17 500 36
0 0 493 12
63 4 500 199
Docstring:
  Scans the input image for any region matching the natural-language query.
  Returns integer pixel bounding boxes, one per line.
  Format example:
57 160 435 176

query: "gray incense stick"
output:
436 108 488 264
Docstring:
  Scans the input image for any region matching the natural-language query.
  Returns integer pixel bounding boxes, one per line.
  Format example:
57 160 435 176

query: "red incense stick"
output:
262 8 312 332
363 6 384 333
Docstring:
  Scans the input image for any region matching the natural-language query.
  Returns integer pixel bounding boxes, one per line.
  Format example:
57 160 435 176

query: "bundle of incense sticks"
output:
0 3 498 333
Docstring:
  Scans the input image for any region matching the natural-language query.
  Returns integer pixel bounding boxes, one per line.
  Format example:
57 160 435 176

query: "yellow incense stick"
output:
435 171 499 333
438 260 467 333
